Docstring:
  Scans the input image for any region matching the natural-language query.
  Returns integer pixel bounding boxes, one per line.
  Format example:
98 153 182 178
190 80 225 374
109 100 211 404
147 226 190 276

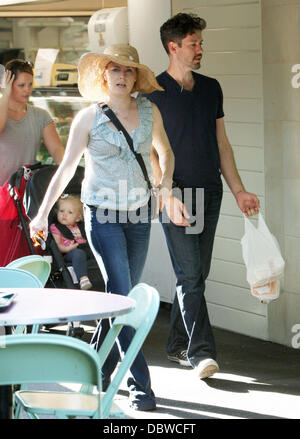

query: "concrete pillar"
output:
127 0 175 302
127 0 171 74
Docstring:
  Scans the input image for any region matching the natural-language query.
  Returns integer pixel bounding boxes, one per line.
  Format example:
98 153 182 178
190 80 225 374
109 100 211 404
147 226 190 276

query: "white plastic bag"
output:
241 213 285 303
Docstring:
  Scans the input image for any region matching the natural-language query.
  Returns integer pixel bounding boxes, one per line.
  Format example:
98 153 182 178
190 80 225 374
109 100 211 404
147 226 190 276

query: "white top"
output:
0 288 135 326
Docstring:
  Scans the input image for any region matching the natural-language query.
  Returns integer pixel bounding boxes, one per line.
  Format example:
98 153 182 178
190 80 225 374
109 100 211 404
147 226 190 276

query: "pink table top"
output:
0 288 135 326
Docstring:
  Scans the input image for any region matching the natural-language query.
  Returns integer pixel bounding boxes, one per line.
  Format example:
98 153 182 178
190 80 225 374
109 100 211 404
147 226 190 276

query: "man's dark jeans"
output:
161 190 223 368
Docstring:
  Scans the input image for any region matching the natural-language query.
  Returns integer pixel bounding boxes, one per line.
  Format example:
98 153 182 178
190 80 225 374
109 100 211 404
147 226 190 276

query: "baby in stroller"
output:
50 194 92 290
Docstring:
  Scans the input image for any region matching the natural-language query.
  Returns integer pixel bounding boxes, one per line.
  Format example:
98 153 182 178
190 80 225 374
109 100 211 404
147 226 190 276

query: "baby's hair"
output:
57 194 83 221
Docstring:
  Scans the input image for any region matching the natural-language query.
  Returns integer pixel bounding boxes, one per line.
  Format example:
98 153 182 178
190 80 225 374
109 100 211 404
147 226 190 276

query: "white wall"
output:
262 0 300 346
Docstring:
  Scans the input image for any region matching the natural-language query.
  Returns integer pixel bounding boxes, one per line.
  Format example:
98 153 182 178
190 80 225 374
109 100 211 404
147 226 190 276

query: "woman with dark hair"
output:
0 59 64 185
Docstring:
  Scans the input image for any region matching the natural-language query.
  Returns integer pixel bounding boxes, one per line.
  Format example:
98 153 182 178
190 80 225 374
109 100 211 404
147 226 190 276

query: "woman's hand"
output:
162 193 191 227
2 70 14 97
30 215 49 242
65 241 79 252
0 70 15 132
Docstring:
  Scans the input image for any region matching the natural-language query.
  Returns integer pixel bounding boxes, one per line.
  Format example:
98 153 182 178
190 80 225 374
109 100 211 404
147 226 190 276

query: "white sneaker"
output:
196 358 219 379
80 276 92 290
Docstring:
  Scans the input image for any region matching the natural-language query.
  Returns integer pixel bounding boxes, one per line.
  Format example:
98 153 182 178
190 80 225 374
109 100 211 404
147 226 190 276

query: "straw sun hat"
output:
78 44 163 100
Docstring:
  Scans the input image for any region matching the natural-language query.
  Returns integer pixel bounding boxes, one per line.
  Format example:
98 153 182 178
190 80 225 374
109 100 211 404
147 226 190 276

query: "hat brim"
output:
77 52 163 101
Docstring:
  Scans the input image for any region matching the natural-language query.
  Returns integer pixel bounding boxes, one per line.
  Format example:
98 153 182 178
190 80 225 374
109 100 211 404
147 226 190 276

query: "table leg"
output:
0 386 13 419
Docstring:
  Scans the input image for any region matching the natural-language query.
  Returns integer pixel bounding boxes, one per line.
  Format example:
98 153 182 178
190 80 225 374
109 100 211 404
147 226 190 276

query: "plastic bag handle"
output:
257 212 271 235
243 214 257 234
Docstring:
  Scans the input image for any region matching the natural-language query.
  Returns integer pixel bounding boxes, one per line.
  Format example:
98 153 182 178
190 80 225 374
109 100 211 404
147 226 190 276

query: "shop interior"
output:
0 2 128 162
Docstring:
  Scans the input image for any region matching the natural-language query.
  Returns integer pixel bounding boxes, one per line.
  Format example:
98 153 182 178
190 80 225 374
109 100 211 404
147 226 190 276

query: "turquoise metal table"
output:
0 287 135 326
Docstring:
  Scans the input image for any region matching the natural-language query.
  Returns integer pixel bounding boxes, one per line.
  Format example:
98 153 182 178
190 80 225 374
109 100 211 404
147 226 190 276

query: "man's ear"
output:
168 41 178 55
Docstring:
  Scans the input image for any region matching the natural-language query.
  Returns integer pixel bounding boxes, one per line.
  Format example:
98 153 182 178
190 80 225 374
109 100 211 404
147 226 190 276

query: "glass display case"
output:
30 87 92 164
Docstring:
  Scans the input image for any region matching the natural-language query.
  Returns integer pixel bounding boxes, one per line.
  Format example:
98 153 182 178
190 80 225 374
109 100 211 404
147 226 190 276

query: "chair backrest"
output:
0 267 43 288
0 282 159 419
113 283 160 329
0 333 102 418
6 255 51 286
100 283 160 418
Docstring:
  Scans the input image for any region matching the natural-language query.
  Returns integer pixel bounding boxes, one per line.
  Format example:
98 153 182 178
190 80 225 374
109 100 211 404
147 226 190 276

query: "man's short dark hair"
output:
160 13 206 54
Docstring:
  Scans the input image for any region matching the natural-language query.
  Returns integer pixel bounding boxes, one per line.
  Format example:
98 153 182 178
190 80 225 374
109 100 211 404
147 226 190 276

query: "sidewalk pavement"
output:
79 304 300 420
23 304 300 420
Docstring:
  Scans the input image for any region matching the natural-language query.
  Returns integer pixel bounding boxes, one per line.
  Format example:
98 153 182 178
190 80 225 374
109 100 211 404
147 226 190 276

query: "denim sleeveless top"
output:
81 96 153 210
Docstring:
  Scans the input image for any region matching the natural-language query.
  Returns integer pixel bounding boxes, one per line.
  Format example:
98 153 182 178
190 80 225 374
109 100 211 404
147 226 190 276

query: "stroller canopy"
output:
24 165 85 221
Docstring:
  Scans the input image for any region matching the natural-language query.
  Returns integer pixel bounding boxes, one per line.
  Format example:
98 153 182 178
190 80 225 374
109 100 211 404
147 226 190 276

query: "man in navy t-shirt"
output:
146 13 260 379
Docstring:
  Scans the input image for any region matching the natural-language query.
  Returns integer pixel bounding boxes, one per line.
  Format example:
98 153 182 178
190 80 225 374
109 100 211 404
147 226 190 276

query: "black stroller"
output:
10 162 105 336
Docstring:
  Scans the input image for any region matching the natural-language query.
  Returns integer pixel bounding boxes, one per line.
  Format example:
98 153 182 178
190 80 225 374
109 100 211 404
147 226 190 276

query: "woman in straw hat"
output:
30 44 189 411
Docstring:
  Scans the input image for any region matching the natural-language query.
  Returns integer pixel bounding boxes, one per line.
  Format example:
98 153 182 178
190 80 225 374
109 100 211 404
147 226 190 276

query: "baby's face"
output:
57 200 81 227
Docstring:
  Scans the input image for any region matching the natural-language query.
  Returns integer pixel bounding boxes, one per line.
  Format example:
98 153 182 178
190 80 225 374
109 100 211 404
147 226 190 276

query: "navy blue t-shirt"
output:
145 71 224 190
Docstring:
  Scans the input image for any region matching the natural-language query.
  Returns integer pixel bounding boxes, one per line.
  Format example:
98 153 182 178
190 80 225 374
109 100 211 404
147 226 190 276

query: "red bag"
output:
0 166 42 266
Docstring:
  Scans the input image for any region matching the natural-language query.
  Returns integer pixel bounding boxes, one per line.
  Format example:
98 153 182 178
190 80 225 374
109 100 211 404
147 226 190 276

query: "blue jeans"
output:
64 248 88 280
161 190 223 368
84 205 153 398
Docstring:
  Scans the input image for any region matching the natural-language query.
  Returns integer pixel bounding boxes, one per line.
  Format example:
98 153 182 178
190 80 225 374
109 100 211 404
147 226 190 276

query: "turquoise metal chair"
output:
97 283 160 418
6 255 51 287
0 267 43 289
6 255 81 337
0 267 45 418
0 266 44 335
1 283 160 419
0 333 102 419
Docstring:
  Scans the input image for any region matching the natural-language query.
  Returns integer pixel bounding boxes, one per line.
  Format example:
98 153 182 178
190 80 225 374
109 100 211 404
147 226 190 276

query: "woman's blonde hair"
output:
57 194 83 221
